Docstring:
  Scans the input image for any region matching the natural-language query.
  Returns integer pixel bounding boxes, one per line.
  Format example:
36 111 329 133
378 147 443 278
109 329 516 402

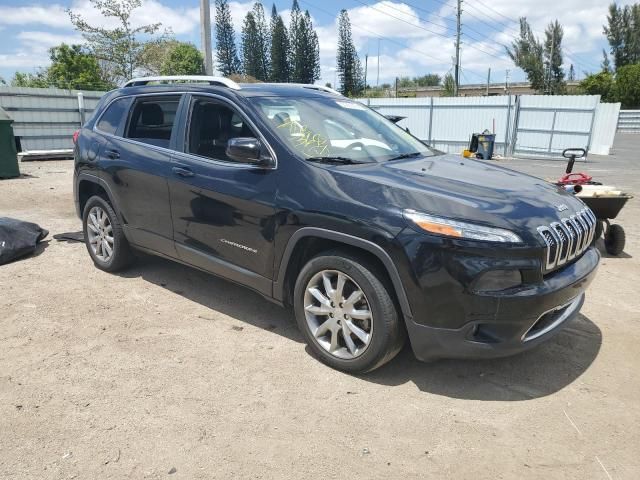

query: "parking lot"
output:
1 136 638 479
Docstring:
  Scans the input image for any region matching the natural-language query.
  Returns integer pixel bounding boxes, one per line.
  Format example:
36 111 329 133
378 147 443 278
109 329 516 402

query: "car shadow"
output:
361 313 602 401
116 253 304 343
116 253 601 401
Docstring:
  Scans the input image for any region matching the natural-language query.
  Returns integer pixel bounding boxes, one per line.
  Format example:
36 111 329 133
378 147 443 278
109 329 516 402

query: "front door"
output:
168 94 278 294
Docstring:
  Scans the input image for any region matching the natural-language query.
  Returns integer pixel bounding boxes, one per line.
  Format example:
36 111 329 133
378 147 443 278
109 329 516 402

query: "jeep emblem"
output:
557 204 569 212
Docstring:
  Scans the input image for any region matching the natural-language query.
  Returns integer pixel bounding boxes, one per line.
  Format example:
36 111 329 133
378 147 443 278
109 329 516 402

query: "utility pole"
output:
454 0 462 96
546 33 555 94
364 54 368 96
505 69 510 95
376 39 380 87
486 67 491 96
200 0 213 75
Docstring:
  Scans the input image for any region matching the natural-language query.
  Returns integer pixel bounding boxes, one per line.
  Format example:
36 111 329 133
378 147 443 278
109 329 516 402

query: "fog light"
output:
475 270 522 292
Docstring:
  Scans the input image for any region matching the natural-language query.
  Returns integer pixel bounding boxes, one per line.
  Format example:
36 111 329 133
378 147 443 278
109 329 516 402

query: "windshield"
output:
249 96 437 163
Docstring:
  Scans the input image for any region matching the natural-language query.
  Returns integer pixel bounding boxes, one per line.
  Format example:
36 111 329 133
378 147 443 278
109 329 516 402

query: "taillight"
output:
73 130 80 144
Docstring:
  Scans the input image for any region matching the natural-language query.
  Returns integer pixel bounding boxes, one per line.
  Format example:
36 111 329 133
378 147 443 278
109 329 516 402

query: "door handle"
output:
172 166 195 178
105 149 120 159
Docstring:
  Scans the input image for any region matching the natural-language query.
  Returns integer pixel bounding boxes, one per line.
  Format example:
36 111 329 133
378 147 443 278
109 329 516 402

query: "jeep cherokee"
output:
73 76 600 373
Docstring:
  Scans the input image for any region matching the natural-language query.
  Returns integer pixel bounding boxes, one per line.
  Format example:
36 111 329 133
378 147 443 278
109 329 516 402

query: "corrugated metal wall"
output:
0 86 105 151
358 94 619 158
617 110 640 133
0 87 620 158
591 103 621 154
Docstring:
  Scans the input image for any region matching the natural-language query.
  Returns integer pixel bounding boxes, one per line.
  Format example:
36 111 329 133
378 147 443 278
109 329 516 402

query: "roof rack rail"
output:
122 75 241 90
288 83 342 96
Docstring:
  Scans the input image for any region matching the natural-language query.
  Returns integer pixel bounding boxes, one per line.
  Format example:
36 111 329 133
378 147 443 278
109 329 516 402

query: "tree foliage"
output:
579 71 615 102
289 1 320 83
544 20 566 94
11 43 113 90
442 73 455 97
242 3 270 81
398 74 441 88
507 17 565 94
603 3 640 70
161 42 205 75
215 0 242 76
336 10 363 96
613 63 640 107
270 5 290 82
68 0 169 83
48 43 111 89
507 18 545 92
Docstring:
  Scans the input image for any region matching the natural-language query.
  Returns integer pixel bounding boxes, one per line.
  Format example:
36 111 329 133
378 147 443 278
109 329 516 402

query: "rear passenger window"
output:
125 96 181 148
96 98 129 135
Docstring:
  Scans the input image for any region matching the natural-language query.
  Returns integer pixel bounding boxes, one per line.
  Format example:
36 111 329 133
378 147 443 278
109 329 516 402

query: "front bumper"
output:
403 246 600 361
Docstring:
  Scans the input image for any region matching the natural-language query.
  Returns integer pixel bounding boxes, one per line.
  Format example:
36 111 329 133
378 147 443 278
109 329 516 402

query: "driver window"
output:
187 98 256 162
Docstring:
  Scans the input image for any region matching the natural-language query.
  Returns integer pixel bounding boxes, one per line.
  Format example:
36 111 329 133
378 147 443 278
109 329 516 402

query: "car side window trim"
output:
93 96 133 137
179 93 278 170
92 91 276 169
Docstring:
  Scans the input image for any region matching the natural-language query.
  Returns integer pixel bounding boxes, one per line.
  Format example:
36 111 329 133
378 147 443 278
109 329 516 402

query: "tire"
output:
592 220 604 245
293 250 404 373
82 195 134 272
604 224 625 256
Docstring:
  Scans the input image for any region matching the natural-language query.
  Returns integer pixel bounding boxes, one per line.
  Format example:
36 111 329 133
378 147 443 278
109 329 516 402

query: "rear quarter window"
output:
96 98 130 135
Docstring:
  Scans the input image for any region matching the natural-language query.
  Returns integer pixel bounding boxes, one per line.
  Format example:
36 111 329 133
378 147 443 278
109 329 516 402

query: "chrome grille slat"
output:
538 208 595 272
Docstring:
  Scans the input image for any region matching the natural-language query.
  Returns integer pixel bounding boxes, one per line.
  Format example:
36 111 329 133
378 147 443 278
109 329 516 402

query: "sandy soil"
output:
1 138 639 479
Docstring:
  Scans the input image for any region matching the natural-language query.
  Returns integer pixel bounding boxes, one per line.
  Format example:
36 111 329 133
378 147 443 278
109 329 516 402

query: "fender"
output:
75 172 123 223
272 227 413 319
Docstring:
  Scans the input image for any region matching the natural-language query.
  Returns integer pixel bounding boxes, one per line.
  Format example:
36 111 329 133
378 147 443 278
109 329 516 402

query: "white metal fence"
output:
617 110 640 133
358 95 620 157
0 86 621 157
0 86 104 152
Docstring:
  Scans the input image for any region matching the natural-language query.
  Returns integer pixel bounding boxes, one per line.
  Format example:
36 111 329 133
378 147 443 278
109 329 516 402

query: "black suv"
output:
73 76 599 372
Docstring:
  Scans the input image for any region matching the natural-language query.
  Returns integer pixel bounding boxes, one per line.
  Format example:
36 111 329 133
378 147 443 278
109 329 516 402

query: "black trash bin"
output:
0 107 19 179
469 132 496 160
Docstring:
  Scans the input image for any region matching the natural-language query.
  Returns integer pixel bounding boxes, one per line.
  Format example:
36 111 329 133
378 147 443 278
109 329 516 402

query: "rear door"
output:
97 94 183 257
168 94 278 294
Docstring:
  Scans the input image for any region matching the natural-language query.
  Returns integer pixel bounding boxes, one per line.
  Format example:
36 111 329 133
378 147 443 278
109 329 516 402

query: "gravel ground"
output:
1 136 639 479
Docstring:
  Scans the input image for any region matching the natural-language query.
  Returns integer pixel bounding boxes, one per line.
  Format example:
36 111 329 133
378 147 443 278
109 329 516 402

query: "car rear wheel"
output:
293 251 404 373
82 195 133 272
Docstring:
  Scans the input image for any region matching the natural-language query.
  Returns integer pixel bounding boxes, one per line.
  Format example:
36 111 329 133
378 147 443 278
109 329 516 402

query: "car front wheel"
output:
293 251 404 373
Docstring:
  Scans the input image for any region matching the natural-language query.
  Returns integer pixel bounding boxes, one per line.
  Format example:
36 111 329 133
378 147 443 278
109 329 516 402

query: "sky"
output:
0 0 631 88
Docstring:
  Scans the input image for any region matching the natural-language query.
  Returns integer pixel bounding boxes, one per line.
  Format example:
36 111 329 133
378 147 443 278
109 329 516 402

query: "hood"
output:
331 154 587 244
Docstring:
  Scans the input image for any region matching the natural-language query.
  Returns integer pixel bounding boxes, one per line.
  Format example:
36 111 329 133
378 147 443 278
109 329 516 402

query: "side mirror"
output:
226 137 274 167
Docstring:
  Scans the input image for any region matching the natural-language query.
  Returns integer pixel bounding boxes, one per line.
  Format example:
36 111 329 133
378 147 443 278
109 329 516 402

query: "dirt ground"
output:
1 136 639 479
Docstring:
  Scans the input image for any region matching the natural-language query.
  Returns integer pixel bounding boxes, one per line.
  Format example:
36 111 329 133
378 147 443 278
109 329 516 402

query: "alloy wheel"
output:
86 205 114 262
303 269 373 359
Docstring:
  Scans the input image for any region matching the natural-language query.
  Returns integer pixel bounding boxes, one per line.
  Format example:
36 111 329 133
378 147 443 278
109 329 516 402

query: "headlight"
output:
403 209 523 243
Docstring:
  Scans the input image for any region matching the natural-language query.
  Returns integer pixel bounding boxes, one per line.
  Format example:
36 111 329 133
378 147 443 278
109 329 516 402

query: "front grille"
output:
537 208 596 271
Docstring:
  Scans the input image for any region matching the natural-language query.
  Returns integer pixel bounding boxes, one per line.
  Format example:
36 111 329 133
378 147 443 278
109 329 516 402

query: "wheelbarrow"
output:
557 148 633 256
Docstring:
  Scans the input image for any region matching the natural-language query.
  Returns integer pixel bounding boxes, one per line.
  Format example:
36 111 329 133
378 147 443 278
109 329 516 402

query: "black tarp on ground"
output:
0 218 48 265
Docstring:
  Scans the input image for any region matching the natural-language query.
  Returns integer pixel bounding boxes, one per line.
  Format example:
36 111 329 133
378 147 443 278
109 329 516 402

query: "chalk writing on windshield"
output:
277 119 329 157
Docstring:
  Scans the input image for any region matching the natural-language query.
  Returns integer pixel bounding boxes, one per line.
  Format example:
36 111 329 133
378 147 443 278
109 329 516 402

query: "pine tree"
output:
568 64 575 81
270 4 290 82
289 0 303 82
215 0 241 76
336 10 363 96
252 2 271 81
242 5 269 81
289 1 320 83
544 20 565 94
506 18 545 92
604 3 640 70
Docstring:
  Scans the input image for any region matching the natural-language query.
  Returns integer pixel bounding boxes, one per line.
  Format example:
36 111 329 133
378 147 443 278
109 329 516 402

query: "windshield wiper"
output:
387 152 423 161
305 156 366 164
